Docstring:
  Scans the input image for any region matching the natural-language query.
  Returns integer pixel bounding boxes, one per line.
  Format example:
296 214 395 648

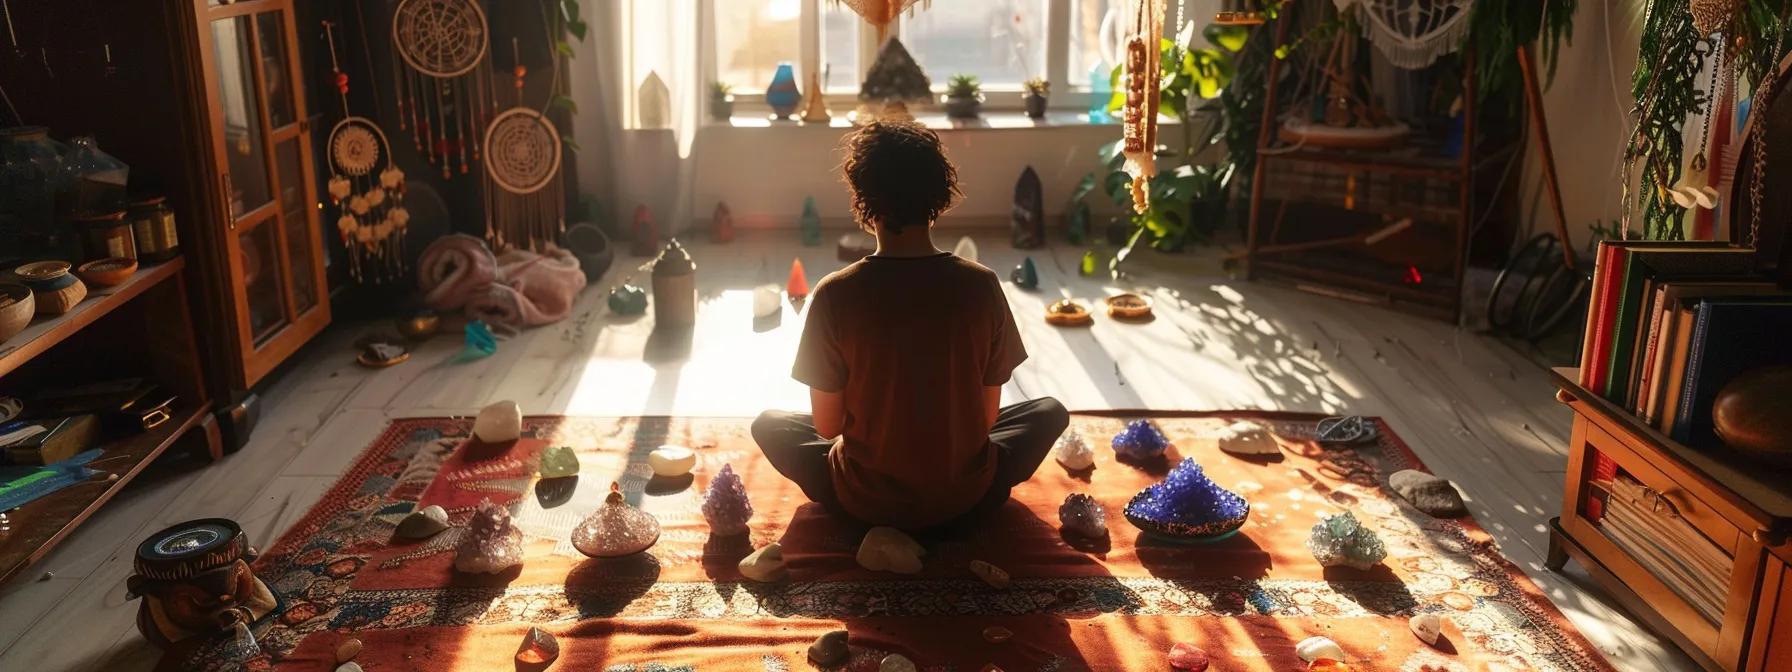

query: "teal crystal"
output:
455 320 498 363
1123 458 1250 540
608 283 648 315
1307 510 1388 569
800 196 822 246
1010 257 1039 289
1088 62 1113 123
538 446 580 478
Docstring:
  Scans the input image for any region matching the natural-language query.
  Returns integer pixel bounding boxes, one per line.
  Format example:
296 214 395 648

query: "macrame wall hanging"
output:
829 0 932 39
1333 0 1474 70
1120 0 1166 214
482 39 565 251
392 0 495 179
324 22 409 284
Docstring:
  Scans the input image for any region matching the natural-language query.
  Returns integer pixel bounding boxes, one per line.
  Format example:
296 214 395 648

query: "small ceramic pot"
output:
710 95 735 122
0 283 32 344
15 261 87 316
76 257 137 287
942 93 984 119
1024 92 1048 119
561 222 615 282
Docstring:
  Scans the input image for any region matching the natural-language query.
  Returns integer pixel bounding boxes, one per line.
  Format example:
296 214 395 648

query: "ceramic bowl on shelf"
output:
0 283 32 344
76 257 138 287
14 261 88 316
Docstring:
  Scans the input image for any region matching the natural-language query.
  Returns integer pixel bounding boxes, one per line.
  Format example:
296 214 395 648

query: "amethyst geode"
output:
701 464 754 535
1112 419 1171 460
1123 458 1250 540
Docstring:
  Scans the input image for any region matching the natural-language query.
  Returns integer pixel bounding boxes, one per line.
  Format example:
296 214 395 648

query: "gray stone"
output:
394 505 450 540
808 629 850 666
1389 469 1468 517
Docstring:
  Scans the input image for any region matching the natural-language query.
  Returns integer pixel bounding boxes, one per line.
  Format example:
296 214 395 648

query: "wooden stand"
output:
0 259 219 585
1550 367 1792 671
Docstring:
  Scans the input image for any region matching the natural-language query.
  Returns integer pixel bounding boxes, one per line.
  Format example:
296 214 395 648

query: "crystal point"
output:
1010 256 1039 289
702 463 754 535
516 626 559 666
786 259 810 299
1123 458 1251 539
1306 510 1387 570
572 483 661 558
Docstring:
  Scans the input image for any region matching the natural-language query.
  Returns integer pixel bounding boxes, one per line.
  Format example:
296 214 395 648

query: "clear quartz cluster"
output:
701 464 754 536
453 499 524 573
1306 510 1388 570
572 483 662 558
1053 430 1095 470
1111 419 1170 460
1123 458 1250 539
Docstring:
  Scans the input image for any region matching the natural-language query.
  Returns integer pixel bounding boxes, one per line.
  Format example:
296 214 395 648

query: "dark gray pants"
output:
750 397 1070 527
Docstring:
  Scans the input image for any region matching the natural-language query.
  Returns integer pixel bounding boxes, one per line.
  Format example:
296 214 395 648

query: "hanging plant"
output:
1626 0 1707 240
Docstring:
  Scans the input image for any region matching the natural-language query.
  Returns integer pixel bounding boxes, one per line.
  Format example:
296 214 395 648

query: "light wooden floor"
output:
0 231 1692 671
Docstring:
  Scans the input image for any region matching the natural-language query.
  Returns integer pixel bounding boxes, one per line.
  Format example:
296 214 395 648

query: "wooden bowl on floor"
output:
1104 293 1153 320
0 283 32 344
1045 299 1093 326
76 257 138 287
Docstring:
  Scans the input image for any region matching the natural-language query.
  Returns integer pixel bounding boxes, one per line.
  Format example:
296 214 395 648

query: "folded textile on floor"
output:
420 235 585 331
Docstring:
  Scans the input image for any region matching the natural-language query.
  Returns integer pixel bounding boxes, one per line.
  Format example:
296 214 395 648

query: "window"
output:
714 0 802 89
899 0 1048 88
820 2 862 92
1068 0 1118 89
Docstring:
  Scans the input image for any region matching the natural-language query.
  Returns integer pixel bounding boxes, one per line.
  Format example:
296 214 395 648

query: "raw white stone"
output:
1215 420 1279 456
879 653 918 672
738 542 788 582
1295 636 1346 663
857 526 925 574
1053 430 1095 470
647 445 696 477
394 505 449 540
473 400 522 444
1410 613 1444 647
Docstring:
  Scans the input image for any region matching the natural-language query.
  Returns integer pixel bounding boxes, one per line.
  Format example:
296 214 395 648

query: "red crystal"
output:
1168 642 1210 670
516 626 559 665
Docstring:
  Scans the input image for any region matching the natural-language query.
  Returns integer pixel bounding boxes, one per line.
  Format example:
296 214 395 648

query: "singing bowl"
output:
1713 365 1792 461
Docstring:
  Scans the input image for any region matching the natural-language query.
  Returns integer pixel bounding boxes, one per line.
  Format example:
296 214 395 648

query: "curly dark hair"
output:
841 121 961 234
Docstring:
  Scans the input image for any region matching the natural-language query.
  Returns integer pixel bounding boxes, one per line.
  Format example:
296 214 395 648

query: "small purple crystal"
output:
1058 493 1108 538
1123 458 1250 539
1112 419 1171 460
701 464 754 535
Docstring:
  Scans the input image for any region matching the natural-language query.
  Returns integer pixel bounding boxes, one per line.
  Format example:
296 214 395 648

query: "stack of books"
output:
1594 476 1732 625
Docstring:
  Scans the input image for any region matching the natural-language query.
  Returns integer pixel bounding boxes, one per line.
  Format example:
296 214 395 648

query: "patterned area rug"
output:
167 413 1612 671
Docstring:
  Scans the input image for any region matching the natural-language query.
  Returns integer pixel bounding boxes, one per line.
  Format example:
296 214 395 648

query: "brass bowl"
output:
1104 293 1153 320
1045 299 1092 326
396 313 441 340
76 257 138 287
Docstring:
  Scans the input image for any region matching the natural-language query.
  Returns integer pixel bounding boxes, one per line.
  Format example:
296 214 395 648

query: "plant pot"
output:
942 93 984 119
710 96 735 122
1024 93 1048 119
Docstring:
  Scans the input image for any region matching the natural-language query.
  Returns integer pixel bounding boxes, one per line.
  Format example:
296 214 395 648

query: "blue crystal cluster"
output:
1123 458 1251 539
1111 420 1170 460
701 464 754 536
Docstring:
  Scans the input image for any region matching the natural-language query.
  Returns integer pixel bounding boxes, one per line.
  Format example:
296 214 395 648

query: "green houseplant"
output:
709 82 735 122
942 74 984 119
1022 78 1050 119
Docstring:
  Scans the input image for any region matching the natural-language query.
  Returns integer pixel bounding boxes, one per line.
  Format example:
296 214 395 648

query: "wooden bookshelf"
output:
1549 368 1792 671
0 259 219 586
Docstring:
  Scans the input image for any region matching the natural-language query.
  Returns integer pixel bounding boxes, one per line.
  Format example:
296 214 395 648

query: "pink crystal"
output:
516 626 559 665
1168 642 1210 670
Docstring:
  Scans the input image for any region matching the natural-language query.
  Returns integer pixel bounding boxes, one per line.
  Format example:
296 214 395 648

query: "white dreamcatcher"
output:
1334 0 1475 70
325 22 409 283
392 0 495 179
482 39 564 251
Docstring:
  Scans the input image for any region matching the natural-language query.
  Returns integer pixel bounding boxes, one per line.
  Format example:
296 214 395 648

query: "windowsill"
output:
693 110 1176 131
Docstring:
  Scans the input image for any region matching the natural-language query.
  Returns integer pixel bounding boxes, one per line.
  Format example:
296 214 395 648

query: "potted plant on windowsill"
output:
1023 78 1049 119
709 82 735 122
941 74 983 120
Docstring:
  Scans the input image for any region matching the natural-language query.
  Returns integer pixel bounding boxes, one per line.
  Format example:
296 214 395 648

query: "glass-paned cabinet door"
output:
198 0 329 388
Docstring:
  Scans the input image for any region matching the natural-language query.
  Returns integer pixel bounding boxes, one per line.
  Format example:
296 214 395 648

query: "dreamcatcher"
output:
1120 0 1165 214
829 0 931 39
1333 0 1475 70
482 43 564 250
391 0 495 179
324 22 409 284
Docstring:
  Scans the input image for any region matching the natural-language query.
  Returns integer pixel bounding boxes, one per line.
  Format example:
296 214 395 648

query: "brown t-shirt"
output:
792 252 1027 528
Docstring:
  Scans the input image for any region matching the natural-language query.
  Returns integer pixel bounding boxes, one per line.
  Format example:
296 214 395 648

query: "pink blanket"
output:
418 235 586 331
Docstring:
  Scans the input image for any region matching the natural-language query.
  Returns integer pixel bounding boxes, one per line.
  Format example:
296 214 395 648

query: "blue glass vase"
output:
766 63 801 120
1088 63 1113 123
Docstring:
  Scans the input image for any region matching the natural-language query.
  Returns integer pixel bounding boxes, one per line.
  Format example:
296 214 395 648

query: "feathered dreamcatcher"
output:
391 0 496 179
324 22 409 284
829 0 932 39
1333 0 1474 70
482 41 565 251
1120 0 1165 214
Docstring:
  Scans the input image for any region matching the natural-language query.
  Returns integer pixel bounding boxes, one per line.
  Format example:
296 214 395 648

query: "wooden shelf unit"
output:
0 259 219 586
1549 367 1792 672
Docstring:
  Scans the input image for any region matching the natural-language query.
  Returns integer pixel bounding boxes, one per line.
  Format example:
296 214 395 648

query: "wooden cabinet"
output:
186 0 330 389
1549 367 1792 671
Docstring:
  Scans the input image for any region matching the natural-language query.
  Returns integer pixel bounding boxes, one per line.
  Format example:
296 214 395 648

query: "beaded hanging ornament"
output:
1120 0 1166 214
324 22 409 284
482 39 565 251
391 0 495 179
829 0 932 39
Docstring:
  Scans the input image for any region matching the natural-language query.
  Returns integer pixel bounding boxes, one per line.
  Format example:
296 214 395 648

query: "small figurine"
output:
786 258 811 299
711 202 735 243
800 196 822 246
630 204 658 257
701 464 754 535
1111 419 1170 460
1307 511 1387 570
572 483 662 558
1010 256 1039 289
454 499 525 574
607 283 649 316
800 70 832 124
651 240 697 328
1011 166 1044 248
1123 458 1251 540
